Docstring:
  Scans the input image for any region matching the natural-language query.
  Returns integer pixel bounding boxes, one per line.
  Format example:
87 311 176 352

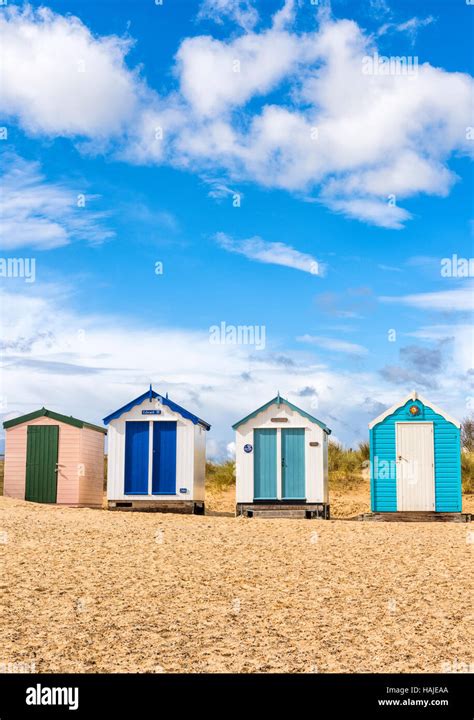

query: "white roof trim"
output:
368 391 460 429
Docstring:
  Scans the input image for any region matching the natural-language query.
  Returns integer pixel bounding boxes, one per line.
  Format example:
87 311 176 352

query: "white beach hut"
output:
104 386 210 513
233 394 331 518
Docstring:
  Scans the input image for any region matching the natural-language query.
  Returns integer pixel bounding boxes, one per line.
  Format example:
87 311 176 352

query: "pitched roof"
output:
232 394 331 433
3 408 107 434
102 386 211 430
368 391 460 429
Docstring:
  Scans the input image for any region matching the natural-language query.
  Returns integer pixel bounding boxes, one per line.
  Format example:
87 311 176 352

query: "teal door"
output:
254 429 277 499
282 428 305 499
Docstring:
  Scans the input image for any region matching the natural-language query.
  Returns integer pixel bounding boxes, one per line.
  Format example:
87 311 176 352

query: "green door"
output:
282 428 306 499
25 425 59 503
253 429 277 499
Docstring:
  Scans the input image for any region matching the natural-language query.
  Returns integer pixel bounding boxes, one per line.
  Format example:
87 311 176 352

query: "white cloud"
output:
1 5 473 229
214 232 324 275
170 15 473 226
0 285 470 453
296 334 368 355
323 197 412 229
0 155 114 250
0 284 371 450
0 6 141 138
196 0 259 32
175 28 303 118
380 286 474 311
226 441 236 459
272 0 296 32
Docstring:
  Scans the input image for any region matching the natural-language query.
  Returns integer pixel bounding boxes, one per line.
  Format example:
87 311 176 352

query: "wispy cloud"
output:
0 154 114 250
324 198 412 230
196 0 259 32
202 177 241 202
378 15 436 43
214 232 325 275
378 264 402 272
380 287 474 312
296 334 368 356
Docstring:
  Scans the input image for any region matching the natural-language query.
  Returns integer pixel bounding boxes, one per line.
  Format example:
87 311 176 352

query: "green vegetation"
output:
461 452 474 494
460 416 474 493
205 460 235 493
328 441 367 490
461 414 474 453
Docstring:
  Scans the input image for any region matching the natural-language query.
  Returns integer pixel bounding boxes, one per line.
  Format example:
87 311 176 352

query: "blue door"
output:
152 422 177 494
124 421 149 494
282 428 305 499
254 429 277 499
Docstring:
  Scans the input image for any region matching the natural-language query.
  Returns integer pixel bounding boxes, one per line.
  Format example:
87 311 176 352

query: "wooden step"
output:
237 503 329 519
354 512 472 523
250 509 308 519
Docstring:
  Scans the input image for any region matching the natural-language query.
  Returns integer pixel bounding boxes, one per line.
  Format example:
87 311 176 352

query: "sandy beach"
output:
0 490 472 674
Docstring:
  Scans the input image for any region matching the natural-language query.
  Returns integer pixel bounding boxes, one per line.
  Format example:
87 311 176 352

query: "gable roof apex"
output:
232 395 331 433
3 408 106 434
102 387 210 430
368 392 460 429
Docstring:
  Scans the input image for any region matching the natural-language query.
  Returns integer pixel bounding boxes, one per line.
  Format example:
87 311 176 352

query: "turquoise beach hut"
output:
369 391 461 513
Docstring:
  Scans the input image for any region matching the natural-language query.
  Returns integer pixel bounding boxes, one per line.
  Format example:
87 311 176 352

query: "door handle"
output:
281 458 286 468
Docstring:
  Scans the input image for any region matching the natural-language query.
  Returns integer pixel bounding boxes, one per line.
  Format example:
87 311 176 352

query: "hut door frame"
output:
25 425 59 503
281 428 306 500
395 422 435 511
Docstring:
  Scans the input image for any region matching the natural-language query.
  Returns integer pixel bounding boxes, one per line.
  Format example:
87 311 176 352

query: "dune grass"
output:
461 452 474 494
205 460 236 493
328 441 367 491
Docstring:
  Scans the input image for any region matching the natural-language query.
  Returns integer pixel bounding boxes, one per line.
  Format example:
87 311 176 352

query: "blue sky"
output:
0 0 473 457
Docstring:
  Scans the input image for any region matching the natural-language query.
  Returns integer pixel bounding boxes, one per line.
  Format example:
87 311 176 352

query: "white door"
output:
396 423 435 511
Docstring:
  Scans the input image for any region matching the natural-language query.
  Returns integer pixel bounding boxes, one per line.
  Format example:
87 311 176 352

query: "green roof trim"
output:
3 408 107 434
232 395 331 434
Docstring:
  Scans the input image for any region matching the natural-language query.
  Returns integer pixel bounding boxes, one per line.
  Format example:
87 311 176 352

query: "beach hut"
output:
369 391 461 513
104 386 210 513
2 408 106 507
233 394 331 518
